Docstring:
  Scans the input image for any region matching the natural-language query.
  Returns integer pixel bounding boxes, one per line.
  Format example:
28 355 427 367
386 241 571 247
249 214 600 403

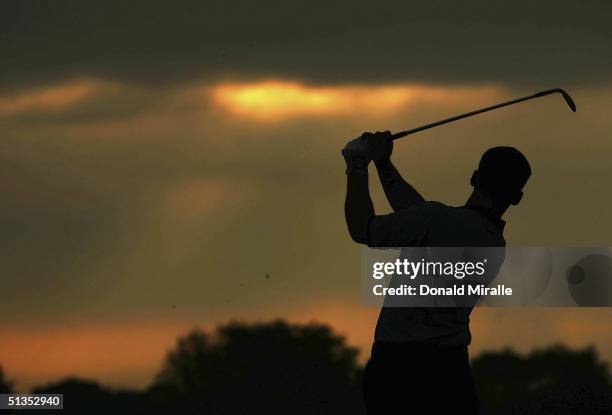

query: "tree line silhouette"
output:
1 320 611 414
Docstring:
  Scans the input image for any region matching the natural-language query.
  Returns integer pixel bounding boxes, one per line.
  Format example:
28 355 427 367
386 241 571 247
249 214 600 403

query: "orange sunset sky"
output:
2 1 612 392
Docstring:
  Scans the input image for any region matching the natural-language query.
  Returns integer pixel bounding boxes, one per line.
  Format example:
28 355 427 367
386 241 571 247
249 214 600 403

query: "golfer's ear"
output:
470 170 479 187
511 191 523 206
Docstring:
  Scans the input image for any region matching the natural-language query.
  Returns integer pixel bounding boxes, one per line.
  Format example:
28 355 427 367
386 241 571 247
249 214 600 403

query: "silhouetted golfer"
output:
342 131 531 414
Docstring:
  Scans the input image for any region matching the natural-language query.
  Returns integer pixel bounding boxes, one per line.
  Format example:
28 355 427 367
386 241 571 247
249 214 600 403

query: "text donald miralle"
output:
371 258 513 297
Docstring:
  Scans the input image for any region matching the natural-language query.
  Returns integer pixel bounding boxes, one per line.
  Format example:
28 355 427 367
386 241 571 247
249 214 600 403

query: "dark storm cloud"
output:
1 0 612 91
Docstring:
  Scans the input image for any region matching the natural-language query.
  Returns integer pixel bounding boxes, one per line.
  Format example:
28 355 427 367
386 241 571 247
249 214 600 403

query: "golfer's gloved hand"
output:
342 134 370 175
341 131 392 174
368 130 393 163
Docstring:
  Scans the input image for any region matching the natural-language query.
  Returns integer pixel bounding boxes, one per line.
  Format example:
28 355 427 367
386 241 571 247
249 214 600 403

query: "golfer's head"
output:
471 147 531 206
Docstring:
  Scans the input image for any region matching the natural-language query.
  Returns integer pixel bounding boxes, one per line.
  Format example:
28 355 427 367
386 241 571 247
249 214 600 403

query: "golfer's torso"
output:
374 202 505 346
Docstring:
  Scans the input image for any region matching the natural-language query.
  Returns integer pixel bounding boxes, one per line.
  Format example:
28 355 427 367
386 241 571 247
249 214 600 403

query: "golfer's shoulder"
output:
422 200 450 210
411 200 451 214
396 200 450 219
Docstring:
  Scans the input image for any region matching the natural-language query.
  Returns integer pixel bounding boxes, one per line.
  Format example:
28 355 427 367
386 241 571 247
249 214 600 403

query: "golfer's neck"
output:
464 190 507 219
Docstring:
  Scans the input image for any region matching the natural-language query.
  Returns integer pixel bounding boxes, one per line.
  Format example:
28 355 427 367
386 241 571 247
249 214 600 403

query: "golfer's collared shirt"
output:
367 201 506 346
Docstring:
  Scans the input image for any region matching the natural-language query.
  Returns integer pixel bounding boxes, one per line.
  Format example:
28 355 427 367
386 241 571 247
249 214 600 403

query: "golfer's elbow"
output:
346 217 371 245
349 229 367 245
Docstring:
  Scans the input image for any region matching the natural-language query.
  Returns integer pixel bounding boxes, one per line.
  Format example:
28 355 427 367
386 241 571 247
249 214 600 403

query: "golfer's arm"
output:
344 171 374 245
375 159 424 211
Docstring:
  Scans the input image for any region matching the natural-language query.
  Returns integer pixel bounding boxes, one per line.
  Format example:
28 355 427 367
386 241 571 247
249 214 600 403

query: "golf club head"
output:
536 88 576 112
560 89 577 112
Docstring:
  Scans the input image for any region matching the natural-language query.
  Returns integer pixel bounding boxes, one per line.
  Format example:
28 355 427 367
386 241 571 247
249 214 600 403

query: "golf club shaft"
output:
391 89 571 141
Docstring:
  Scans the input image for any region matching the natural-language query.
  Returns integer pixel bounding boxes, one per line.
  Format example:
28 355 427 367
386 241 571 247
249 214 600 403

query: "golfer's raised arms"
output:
344 169 374 244
374 158 424 211
342 130 424 245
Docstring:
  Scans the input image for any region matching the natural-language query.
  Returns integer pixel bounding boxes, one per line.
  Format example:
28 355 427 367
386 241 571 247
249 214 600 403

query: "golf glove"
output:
342 131 393 174
342 135 370 175
369 130 393 162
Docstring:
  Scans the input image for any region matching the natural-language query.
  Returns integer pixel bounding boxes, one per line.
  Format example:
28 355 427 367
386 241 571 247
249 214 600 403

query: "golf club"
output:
391 88 576 141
